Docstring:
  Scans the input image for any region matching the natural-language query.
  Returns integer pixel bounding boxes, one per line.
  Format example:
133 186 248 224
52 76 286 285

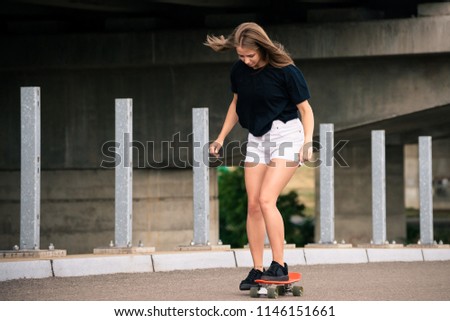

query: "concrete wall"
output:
0 169 219 253
433 138 450 210
0 64 245 170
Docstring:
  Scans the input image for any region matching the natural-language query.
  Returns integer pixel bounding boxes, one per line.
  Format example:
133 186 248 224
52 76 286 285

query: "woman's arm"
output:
297 100 314 163
210 93 239 156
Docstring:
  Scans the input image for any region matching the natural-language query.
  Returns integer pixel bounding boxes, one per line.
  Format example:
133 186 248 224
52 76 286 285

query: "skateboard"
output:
250 272 303 299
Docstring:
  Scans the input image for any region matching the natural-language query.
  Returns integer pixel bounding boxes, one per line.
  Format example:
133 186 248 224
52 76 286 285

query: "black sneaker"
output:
239 268 264 290
261 261 289 281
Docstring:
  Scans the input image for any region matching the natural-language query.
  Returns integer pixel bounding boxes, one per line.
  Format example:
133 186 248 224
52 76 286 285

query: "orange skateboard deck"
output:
255 272 301 285
250 272 303 298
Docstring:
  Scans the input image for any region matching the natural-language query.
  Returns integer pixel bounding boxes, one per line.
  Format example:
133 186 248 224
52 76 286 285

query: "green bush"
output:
218 166 314 248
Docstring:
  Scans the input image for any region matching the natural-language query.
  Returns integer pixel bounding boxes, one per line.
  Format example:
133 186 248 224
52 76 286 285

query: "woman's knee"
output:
247 199 263 218
258 193 277 211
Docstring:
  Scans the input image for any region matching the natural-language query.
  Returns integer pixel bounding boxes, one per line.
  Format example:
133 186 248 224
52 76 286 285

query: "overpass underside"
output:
334 103 450 144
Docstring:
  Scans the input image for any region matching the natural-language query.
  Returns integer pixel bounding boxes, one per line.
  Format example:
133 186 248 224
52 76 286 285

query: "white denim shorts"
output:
244 118 304 165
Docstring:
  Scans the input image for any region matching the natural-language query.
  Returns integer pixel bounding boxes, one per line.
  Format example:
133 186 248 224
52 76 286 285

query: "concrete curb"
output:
152 251 236 272
53 255 153 277
0 260 53 281
422 248 450 261
366 248 423 262
304 248 368 265
1 248 450 282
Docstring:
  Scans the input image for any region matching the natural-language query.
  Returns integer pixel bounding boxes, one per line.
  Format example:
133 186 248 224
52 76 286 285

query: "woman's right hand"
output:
209 140 223 157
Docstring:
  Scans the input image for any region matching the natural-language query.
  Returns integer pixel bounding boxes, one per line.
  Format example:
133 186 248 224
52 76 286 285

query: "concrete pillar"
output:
371 131 386 245
192 108 210 245
20 87 41 250
418 136 433 245
115 98 133 247
319 124 335 244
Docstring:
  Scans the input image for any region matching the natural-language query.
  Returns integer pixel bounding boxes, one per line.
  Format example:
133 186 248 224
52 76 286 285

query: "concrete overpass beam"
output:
307 7 384 23
418 2 450 17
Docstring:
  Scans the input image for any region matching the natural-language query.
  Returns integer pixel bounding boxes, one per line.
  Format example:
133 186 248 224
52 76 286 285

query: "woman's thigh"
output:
244 162 267 204
259 158 298 204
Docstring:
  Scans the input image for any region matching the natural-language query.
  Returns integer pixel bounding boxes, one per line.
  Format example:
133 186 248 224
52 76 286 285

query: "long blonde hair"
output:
204 22 294 68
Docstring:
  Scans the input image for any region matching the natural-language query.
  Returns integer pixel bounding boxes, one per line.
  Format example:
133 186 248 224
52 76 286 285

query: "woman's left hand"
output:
299 139 313 164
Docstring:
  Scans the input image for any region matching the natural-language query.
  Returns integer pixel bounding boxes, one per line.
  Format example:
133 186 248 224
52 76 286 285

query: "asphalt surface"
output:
1 261 449 301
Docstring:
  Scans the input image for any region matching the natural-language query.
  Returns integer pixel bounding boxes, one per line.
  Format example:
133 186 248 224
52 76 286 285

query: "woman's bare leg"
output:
244 162 267 271
259 159 298 265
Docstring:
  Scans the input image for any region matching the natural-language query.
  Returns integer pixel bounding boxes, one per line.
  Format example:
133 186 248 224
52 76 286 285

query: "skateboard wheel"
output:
277 285 286 296
250 287 259 298
267 287 278 299
292 285 303 297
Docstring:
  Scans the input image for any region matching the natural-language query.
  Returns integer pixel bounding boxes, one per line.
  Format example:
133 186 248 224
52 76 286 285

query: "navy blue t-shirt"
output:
230 60 310 136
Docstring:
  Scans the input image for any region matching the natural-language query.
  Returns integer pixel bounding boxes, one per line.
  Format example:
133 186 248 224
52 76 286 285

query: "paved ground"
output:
1 261 449 301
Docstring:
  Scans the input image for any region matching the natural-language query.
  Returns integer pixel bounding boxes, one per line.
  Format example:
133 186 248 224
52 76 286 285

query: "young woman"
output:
205 22 314 290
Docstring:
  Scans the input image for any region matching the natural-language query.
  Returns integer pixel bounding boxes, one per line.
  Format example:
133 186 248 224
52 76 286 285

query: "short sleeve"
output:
284 65 310 105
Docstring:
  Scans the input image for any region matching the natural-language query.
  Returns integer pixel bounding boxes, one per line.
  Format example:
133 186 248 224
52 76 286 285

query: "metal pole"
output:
115 99 133 247
192 108 209 245
319 123 334 244
418 136 433 245
371 130 386 245
20 87 41 250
